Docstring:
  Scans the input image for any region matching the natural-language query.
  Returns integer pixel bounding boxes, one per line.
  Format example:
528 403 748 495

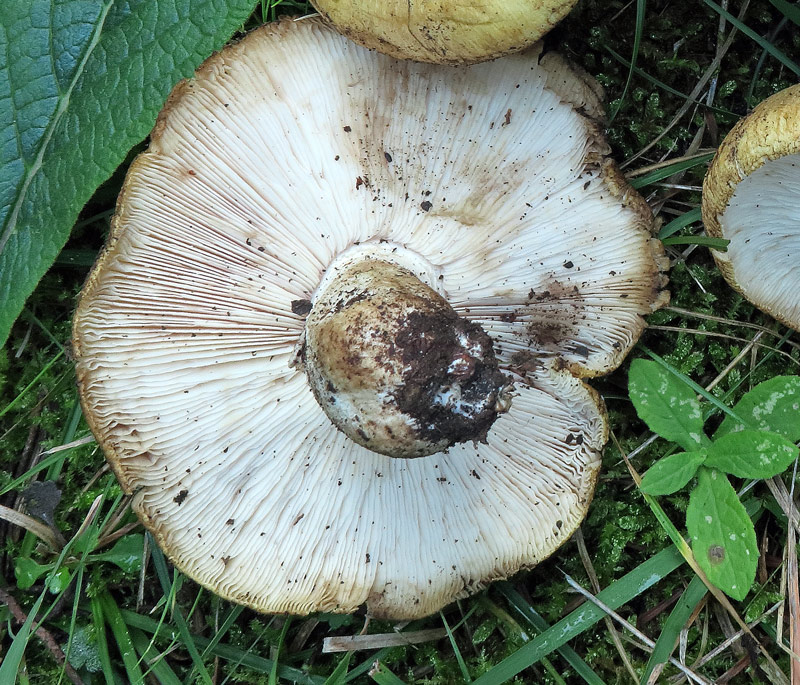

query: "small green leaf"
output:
65 625 103 673
705 430 799 479
318 612 355 630
91 534 144 574
628 359 707 451
716 376 800 441
687 467 757 600
639 451 706 495
14 557 51 589
46 565 72 594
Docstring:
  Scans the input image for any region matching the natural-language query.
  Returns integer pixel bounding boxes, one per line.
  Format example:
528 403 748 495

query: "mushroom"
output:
73 17 668 619
310 0 578 64
702 84 800 330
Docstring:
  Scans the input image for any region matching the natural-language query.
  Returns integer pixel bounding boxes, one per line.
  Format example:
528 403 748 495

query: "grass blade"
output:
148 544 213 685
130 627 182 685
99 590 145 684
440 611 471 683
629 153 714 189
323 653 352 685
90 594 118 684
0 350 64 420
119 609 324 684
661 236 729 249
609 0 647 121
639 347 745 423
496 584 606 685
200 604 243 659
768 0 800 26
658 207 703 240
269 618 292 685
0 590 46 682
640 575 707 684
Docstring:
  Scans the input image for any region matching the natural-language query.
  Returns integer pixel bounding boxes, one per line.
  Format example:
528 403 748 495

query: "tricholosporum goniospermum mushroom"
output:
73 17 669 619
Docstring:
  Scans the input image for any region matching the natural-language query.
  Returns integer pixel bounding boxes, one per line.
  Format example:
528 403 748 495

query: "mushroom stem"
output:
302 259 510 458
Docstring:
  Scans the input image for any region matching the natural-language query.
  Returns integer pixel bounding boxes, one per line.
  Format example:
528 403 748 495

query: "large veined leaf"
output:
0 0 257 346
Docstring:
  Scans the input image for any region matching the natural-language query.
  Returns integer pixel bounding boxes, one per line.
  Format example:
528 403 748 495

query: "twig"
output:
323 628 447 653
685 601 782 672
625 151 717 178
664 307 799 349
0 503 63 550
0 587 85 685
705 331 764 392
40 435 95 456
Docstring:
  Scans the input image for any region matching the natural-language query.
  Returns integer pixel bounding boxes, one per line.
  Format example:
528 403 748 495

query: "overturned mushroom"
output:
73 18 668 619
310 0 579 64
702 84 800 330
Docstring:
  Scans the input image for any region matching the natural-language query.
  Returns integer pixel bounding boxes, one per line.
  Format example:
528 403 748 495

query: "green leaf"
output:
687 468 757 600
99 590 145 684
640 451 707 495
14 556 51 589
715 376 800 441
705 430 799 479
628 359 708 451
91 533 144 574
65 625 103 673
46 565 72 594
0 0 258 347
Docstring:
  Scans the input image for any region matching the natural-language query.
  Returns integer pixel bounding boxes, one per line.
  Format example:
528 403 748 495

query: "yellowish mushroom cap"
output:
702 85 800 329
309 0 578 64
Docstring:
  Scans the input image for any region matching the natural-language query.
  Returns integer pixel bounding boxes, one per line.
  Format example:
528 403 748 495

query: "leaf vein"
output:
0 0 115 255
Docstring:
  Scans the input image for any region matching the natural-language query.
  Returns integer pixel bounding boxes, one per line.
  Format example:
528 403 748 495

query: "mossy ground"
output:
2 0 799 682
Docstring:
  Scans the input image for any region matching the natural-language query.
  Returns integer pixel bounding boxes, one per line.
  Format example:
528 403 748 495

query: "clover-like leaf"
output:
91 534 144 574
46 566 72 594
0 0 257 346
705 430 799 479
639 451 706 495
687 467 757 600
628 359 707 451
715 376 800 441
14 557 51 590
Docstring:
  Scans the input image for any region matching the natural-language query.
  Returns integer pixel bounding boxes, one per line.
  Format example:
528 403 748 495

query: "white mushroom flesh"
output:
719 154 800 324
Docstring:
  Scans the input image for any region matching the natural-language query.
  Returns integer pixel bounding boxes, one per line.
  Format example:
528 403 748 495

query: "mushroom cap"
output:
309 0 578 64
73 18 668 619
702 84 800 330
